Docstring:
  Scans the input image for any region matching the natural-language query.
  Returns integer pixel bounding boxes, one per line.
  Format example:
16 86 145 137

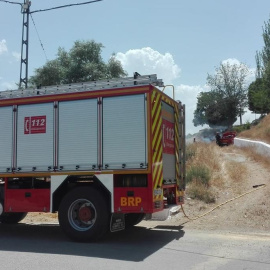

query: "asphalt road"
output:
0 223 269 270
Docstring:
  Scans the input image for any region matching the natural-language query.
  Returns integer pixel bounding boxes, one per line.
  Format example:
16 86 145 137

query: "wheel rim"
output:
68 199 97 231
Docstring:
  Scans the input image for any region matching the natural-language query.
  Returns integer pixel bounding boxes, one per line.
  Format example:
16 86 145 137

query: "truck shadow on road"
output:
0 223 185 262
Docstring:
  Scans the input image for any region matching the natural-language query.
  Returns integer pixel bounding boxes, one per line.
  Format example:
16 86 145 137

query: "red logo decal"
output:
162 119 175 154
24 116 46 134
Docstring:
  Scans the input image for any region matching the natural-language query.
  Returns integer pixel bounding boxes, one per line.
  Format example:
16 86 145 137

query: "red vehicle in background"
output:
216 131 237 146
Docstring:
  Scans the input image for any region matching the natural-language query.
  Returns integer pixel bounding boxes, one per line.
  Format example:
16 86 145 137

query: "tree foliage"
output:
193 91 238 128
29 40 127 87
248 78 270 114
261 20 270 72
193 62 249 128
249 17 270 114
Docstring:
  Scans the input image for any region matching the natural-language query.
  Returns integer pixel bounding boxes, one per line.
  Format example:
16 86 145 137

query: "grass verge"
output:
186 142 220 203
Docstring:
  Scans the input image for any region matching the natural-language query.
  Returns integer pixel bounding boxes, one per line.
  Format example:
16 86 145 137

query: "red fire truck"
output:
0 74 185 241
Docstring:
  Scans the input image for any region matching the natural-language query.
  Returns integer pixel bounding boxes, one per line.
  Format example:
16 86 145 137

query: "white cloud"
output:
222 58 256 83
0 39 8 55
221 58 256 84
0 81 17 91
116 47 181 84
175 84 210 134
246 67 256 85
116 49 257 134
222 58 241 65
116 47 209 134
12 51 21 61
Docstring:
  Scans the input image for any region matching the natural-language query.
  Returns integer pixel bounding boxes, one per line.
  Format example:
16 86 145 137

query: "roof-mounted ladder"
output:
0 74 164 100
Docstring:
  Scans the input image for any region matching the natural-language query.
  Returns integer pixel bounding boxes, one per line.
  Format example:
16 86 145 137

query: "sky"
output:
1 0 270 134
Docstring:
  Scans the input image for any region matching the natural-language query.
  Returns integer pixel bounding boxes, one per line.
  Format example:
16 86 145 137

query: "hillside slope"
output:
140 145 270 234
239 114 270 144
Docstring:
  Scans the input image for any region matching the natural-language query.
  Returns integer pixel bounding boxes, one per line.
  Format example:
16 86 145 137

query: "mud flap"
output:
110 213 125 232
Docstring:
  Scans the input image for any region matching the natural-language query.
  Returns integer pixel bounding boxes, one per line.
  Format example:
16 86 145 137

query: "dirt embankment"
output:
239 114 270 144
24 144 270 235
142 145 270 234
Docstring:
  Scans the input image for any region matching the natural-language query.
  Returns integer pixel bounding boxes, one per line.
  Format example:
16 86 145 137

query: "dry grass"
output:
24 212 58 224
225 161 246 183
186 142 253 203
186 142 221 172
235 145 270 168
186 142 224 203
224 160 247 194
181 134 270 233
239 114 270 144
187 181 215 203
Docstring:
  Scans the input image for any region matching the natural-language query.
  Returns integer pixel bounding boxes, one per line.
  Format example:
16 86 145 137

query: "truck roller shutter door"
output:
58 99 98 170
17 103 54 171
102 94 147 170
162 101 176 183
0 107 13 172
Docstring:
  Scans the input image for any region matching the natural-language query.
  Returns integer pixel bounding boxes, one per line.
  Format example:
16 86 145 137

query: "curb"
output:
234 138 270 157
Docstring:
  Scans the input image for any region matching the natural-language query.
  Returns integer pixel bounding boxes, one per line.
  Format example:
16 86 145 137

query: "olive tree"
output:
29 40 127 87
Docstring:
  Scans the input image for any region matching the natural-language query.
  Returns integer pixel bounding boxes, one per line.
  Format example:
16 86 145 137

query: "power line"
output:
30 0 102 14
30 14 48 62
0 0 103 88
0 0 21 5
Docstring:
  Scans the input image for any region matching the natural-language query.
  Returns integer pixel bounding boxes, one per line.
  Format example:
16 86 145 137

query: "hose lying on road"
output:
181 184 266 221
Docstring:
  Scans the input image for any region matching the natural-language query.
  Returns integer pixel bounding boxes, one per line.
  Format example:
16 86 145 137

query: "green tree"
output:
248 78 270 114
208 62 249 125
255 51 263 79
260 63 270 112
249 17 270 114
29 40 127 87
193 91 238 128
261 19 270 73
194 61 249 128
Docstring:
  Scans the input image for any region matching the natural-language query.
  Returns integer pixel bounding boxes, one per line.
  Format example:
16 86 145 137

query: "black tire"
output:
58 186 110 242
0 200 27 224
125 213 145 228
0 212 27 224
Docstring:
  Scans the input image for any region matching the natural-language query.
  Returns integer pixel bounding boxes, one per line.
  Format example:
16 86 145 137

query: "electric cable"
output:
0 0 21 5
1 0 102 88
30 14 48 62
30 0 102 14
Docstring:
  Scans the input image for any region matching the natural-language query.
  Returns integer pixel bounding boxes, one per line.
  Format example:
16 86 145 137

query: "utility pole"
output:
19 0 30 88
1 0 102 89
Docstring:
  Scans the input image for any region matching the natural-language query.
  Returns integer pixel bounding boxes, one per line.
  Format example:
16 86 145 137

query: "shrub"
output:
233 122 251 133
187 182 215 203
186 144 196 161
185 142 221 204
186 164 211 187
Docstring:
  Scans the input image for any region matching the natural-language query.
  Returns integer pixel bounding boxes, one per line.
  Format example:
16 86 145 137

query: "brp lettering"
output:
120 197 142 207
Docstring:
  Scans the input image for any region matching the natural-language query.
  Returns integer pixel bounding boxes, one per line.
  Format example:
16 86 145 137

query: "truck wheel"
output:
0 201 27 224
125 213 145 228
58 186 110 242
